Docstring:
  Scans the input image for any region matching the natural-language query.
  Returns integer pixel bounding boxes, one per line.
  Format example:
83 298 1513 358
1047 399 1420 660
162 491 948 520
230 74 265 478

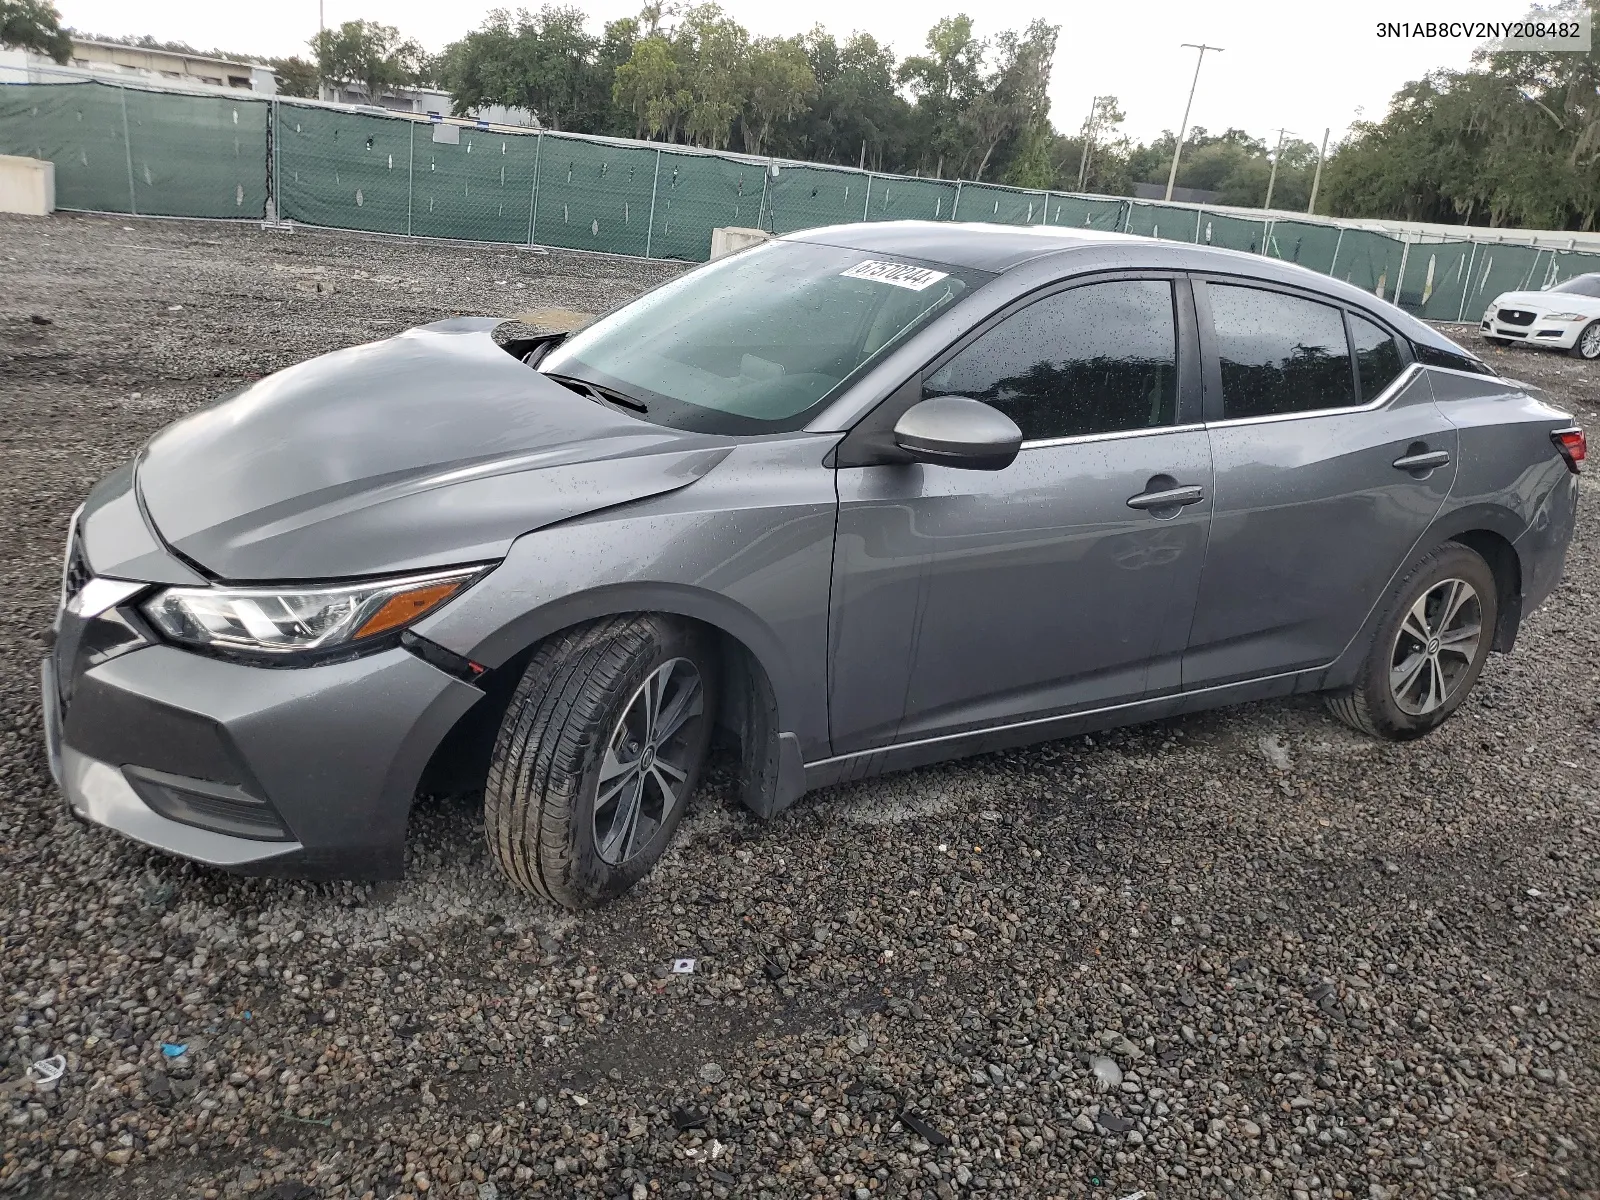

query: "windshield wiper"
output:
543 371 648 413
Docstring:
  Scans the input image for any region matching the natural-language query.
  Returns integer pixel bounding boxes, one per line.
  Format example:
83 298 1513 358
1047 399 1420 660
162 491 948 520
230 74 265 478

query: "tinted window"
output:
1552 273 1600 298
1349 314 1405 400
924 280 1177 441
1412 342 1494 376
1209 285 1354 418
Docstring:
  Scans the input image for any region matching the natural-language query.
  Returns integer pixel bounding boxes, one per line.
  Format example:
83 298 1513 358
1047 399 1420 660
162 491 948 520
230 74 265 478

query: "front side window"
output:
923 279 1178 442
1208 284 1355 419
539 240 983 433
1349 313 1406 400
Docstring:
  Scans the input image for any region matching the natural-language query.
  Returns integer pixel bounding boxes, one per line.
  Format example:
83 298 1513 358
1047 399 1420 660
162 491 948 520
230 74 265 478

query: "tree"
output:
310 19 425 103
440 7 615 131
775 29 910 169
594 17 640 133
0 0 71 63
612 33 688 139
674 3 748 149
269 56 319 98
899 15 987 176
741 36 815 156
969 18 1057 180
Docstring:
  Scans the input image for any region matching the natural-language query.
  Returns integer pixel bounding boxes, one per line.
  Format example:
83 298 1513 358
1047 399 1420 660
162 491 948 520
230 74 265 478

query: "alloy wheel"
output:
592 658 705 865
1581 322 1600 359
1389 578 1482 716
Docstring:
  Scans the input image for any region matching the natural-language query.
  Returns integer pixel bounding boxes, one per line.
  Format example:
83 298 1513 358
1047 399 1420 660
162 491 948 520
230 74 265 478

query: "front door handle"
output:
1126 484 1205 510
1393 449 1450 471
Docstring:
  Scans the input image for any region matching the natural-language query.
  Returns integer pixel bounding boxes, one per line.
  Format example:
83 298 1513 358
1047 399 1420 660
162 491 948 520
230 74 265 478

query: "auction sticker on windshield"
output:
840 260 950 290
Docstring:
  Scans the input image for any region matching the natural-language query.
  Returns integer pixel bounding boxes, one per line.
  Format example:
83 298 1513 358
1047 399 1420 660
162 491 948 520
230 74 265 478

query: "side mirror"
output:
892 396 1022 471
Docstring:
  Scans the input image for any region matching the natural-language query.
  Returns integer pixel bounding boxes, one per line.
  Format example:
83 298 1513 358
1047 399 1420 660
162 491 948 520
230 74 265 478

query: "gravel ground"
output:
1 213 1598 1200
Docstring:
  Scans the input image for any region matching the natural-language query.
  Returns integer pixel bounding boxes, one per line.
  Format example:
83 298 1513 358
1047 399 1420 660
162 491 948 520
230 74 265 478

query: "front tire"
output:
1483 335 1511 347
1325 543 1497 741
484 616 717 908
1569 320 1600 360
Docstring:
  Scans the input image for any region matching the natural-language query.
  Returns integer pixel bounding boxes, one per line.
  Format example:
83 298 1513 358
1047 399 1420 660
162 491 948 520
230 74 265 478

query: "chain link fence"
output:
6 78 1600 323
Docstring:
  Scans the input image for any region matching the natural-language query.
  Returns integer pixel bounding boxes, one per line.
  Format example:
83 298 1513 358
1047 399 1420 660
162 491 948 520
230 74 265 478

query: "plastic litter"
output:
161 1042 188 1058
671 958 696 974
1089 1055 1123 1091
671 1106 708 1130
897 1109 951 1147
27 1055 66 1085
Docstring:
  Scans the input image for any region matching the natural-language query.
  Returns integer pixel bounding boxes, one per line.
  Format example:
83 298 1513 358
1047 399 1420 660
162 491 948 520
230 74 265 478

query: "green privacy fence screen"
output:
0 81 266 217
7 78 1600 322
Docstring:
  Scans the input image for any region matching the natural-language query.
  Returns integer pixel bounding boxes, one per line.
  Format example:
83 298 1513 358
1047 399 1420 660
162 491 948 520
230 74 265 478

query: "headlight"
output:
1543 312 1588 321
142 566 482 657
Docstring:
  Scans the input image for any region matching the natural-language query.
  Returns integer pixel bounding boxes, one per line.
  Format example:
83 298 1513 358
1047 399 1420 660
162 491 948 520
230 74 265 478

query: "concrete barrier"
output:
0 155 54 215
710 226 770 260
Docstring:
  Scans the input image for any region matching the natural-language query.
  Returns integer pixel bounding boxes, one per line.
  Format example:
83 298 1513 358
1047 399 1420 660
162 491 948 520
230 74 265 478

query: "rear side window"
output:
1349 314 1406 400
924 279 1178 441
1208 284 1354 419
1412 342 1494 376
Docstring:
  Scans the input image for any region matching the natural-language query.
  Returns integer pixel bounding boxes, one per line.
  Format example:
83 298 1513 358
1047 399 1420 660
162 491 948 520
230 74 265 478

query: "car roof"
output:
784 220 1144 272
784 219 1487 371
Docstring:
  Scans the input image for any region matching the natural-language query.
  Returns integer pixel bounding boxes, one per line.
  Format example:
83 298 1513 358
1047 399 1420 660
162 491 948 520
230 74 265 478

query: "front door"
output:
828 276 1215 754
1182 280 1458 686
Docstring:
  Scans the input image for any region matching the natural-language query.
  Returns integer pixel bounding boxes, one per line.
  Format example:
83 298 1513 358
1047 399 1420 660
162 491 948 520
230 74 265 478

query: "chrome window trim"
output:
1203 361 1423 430
1423 362 1507 383
1020 421 1207 451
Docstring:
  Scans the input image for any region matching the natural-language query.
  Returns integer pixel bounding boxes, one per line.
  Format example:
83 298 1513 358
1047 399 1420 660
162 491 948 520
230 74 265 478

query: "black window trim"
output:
834 269 1203 468
1192 273 1420 427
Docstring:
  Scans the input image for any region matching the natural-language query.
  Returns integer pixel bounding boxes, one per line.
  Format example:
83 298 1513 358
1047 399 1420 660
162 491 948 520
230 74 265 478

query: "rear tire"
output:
1325 543 1497 741
484 615 717 908
1569 320 1600 360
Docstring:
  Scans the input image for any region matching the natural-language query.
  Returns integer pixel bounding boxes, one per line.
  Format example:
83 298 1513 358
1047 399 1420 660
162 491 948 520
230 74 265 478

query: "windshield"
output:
1551 274 1600 298
539 239 984 433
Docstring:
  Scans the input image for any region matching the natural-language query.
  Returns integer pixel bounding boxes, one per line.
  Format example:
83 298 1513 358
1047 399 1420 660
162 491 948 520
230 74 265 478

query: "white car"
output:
1482 272 1600 359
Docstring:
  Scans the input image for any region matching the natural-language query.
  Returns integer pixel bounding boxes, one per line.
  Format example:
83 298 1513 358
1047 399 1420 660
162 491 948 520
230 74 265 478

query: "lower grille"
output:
123 767 292 841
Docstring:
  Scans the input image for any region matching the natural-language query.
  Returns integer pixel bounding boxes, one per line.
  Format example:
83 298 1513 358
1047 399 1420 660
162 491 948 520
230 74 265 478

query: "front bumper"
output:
44 641 484 878
1481 312 1582 348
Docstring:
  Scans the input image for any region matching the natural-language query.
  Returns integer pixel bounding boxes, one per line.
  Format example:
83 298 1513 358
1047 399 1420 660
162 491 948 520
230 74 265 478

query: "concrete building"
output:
318 82 538 130
0 38 277 93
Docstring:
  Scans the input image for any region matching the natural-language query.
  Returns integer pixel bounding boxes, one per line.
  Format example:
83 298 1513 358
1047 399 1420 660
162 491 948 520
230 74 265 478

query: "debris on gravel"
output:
1 214 1598 1199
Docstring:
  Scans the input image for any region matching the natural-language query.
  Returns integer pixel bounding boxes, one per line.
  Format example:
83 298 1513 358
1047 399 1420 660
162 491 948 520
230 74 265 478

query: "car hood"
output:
1493 290 1600 313
136 318 733 581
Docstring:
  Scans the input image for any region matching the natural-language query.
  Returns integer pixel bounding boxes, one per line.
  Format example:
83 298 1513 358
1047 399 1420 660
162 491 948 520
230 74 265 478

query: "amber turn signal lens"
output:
354 581 463 639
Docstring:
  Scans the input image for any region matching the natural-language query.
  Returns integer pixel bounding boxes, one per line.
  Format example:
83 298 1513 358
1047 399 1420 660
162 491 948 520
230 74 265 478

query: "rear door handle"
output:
1126 484 1205 510
1393 450 1450 471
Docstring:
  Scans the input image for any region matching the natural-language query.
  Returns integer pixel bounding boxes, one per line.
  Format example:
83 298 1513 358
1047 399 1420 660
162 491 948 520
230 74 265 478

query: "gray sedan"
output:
43 222 1585 907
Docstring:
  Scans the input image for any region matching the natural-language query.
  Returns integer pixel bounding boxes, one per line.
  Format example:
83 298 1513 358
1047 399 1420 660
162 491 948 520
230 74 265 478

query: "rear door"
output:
828 274 1214 753
1181 278 1457 687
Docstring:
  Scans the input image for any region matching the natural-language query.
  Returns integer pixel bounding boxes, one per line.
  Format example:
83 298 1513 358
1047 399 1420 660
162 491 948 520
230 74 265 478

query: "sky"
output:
54 0 1526 150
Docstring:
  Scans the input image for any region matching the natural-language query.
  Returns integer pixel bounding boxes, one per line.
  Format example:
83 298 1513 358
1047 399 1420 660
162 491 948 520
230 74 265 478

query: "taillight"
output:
1552 427 1586 473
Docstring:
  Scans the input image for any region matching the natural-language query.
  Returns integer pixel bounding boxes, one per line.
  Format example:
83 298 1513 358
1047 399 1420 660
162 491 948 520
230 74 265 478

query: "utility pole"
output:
1307 126 1330 215
1164 43 1223 202
1076 95 1101 191
1263 127 1291 212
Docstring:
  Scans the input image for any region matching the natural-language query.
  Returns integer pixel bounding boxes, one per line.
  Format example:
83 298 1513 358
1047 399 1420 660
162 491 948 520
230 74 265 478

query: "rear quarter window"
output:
1413 342 1495 376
